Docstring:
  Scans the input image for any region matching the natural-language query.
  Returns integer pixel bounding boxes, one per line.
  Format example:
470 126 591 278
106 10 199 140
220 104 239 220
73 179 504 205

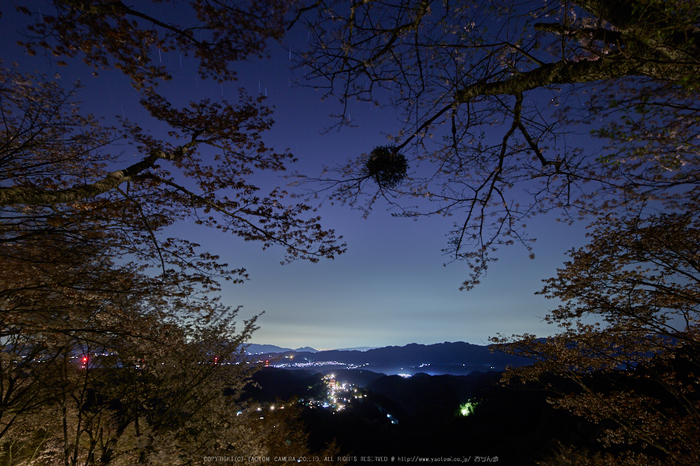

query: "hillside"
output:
255 341 531 375
241 367 596 465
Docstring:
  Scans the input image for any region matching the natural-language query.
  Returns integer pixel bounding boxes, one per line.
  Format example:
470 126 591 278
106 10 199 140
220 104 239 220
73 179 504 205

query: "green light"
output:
459 401 478 416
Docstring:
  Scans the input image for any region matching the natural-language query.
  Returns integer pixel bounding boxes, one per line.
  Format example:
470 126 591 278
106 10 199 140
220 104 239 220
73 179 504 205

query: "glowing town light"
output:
459 401 479 417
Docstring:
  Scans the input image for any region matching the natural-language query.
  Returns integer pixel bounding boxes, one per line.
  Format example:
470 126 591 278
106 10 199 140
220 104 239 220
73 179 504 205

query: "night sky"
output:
2 3 592 350
221 47 591 350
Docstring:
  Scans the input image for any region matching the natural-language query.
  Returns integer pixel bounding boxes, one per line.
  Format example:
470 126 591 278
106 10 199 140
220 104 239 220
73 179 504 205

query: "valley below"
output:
241 342 598 465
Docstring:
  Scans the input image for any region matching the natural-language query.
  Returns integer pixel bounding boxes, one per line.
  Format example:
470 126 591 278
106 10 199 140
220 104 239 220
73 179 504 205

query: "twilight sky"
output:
183 39 592 350
2 3 592 350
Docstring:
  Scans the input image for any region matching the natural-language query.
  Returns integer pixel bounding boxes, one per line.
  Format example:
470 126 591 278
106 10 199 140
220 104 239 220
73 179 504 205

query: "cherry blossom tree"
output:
492 209 700 463
1 1 344 463
295 0 699 287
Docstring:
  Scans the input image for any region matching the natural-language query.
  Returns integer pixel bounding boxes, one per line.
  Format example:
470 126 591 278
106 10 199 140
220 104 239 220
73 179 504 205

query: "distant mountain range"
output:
246 344 319 354
246 341 531 376
246 344 375 354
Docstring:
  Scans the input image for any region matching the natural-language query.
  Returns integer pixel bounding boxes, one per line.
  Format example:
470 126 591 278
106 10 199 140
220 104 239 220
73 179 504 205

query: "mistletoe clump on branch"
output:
295 0 700 288
364 145 408 189
295 0 700 461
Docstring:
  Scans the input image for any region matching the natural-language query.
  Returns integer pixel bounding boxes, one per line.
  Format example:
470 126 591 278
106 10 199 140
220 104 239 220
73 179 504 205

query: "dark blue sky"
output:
2 2 592 350
183 41 592 350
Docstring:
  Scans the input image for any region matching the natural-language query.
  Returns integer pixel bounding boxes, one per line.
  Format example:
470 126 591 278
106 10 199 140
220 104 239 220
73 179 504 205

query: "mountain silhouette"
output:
269 341 530 375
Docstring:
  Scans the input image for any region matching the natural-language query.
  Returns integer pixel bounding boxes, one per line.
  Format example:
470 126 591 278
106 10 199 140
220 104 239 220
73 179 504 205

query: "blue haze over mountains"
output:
246 341 530 376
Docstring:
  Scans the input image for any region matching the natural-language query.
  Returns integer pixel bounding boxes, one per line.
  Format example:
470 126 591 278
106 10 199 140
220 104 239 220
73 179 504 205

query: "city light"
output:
297 374 371 413
459 400 479 417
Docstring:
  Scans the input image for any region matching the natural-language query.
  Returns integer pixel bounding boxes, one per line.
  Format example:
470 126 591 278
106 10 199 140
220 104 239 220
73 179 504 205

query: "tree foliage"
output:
16 0 289 87
1 0 344 463
0 212 267 463
296 0 700 461
492 209 700 463
295 0 700 288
